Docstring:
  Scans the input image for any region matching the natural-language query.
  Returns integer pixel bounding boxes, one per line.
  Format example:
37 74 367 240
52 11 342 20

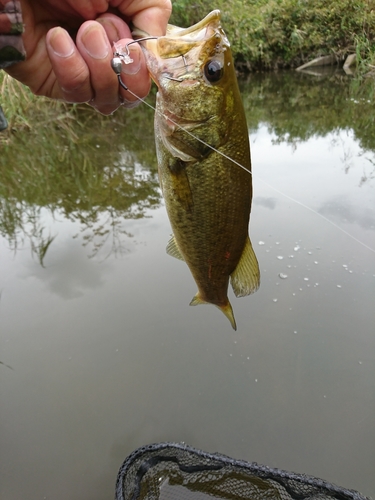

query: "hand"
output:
5 0 172 114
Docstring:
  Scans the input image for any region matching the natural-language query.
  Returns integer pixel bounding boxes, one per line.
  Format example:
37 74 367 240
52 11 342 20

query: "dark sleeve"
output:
0 0 26 68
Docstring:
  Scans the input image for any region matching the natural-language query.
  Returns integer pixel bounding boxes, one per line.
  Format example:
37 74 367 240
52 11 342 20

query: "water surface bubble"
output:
258 241 265 246
272 298 278 302
278 273 288 279
277 255 284 260
294 245 300 251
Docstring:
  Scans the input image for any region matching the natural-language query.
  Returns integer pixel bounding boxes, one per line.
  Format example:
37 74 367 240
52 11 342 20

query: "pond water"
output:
1 70 374 499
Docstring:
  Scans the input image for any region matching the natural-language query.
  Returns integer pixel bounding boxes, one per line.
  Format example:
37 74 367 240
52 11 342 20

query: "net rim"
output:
115 442 371 500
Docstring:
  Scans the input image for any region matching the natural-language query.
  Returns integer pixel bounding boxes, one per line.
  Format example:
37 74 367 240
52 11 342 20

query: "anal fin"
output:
230 236 260 297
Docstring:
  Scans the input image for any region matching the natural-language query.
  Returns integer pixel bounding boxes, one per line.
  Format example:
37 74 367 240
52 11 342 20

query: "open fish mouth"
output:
132 10 228 86
133 10 222 46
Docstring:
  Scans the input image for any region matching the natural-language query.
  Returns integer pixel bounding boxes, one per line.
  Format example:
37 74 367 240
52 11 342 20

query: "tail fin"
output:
190 293 237 330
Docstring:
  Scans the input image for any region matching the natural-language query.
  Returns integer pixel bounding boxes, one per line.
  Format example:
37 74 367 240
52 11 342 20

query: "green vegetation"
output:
170 0 375 72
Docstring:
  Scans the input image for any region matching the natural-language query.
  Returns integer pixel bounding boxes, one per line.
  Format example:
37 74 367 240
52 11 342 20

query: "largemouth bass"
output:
135 10 260 330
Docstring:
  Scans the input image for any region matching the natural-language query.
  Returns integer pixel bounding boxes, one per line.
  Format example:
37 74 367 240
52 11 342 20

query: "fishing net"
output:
115 442 370 500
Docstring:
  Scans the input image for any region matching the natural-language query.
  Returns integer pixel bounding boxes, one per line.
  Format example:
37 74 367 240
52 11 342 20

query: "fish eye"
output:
204 60 223 83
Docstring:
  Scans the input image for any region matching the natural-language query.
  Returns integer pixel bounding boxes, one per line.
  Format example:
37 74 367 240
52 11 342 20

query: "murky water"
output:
1 71 374 499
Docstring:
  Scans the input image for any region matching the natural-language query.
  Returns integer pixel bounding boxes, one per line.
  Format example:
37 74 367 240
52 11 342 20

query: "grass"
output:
170 0 375 73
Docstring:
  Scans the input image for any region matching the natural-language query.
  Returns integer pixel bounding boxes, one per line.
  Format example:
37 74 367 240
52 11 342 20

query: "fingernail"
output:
81 25 109 60
121 45 142 75
49 27 75 57
96 18 120 43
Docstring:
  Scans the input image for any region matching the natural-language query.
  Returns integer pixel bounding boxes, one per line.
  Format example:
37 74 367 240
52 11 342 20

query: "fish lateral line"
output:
111 62 375 255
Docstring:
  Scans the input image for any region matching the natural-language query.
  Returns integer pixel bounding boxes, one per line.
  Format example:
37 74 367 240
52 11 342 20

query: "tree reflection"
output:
1 71 374 264
241 70 375 152
240 70 375 184
0 98 160 263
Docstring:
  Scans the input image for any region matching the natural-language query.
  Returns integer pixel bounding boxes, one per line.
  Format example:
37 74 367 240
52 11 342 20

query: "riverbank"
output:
1 0 374 134
171 0 375 74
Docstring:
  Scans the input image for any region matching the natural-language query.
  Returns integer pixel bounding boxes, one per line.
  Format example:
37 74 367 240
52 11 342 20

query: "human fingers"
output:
96 13 151 107
75 20 125 114
96 13 132 44
111 37 152 107
45 27 93 102
117 0 172 36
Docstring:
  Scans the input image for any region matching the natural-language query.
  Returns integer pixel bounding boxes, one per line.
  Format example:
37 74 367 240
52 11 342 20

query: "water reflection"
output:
0 71 374 499
0 101 160 263
1 71 374 261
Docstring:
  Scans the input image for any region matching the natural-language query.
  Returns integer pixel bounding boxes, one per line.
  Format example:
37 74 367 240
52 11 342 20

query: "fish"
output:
134 10 260 330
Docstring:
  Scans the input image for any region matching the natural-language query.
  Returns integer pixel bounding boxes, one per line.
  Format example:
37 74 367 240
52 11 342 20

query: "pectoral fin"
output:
190 293 237 331
168 158 194 212
166 235 185 261
230 237 260 297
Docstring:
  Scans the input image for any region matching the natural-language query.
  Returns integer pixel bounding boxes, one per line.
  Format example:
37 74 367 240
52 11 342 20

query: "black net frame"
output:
115 442 371 500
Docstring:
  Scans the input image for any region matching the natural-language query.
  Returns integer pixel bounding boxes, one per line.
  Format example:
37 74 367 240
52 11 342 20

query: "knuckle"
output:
60 66 89 94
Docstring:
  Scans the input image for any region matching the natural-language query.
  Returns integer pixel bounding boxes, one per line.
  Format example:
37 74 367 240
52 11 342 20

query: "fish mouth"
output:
133 10 226 83
133 10 221 43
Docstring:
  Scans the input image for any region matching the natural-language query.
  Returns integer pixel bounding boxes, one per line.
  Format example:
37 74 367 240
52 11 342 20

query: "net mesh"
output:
115 442 370 500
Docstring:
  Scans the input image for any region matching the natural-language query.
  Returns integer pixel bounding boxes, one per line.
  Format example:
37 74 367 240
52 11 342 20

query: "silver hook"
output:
111 37 159 91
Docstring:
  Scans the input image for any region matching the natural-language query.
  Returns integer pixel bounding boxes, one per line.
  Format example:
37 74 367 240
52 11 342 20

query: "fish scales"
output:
137 10 260 329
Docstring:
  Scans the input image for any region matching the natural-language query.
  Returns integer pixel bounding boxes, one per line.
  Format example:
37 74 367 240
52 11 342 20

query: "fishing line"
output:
114 74 375 254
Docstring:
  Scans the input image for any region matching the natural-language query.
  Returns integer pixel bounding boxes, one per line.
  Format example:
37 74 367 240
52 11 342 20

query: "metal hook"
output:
126 37 158 52
111 57 129 90
111 37 159 91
